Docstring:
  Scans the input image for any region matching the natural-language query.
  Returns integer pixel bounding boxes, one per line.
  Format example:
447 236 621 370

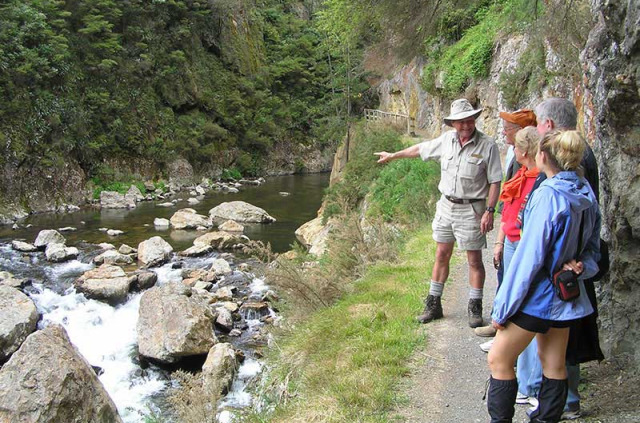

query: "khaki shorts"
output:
432 196 487 250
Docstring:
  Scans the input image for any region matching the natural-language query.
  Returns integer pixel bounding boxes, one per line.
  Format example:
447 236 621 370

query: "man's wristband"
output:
495 241 504 245
486 206 495 213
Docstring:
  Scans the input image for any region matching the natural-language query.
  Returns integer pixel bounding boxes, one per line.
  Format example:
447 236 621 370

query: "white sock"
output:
429 281 444 297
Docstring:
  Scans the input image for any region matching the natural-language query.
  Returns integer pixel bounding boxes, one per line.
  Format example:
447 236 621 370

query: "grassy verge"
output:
245 227 450 422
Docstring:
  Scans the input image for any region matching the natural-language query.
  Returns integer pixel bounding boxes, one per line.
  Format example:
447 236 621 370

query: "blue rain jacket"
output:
492 171 600 325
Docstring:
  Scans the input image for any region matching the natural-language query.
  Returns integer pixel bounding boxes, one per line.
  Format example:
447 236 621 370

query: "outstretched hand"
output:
374 151 393 164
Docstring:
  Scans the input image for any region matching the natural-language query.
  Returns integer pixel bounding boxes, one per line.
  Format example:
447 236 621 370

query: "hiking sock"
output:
469 287 483 300
429 281 444 297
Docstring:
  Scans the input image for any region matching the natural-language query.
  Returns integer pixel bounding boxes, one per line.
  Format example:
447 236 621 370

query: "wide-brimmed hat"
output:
499 109 537 127
443 99 483 126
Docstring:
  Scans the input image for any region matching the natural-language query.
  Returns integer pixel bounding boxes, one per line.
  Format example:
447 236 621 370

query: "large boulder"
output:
0 272 27 289
0 286 38 363
202 343 238 395
193 231 244 250
0 325 123 423
75 264 131 304
170 208 212 230
137 283 217 363
33 229 66 250
44 243 79 263
100 191 136 209
137 236 173 267
209 201 276 223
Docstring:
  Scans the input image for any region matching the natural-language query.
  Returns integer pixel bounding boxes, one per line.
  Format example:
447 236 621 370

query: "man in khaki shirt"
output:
375 99 502 328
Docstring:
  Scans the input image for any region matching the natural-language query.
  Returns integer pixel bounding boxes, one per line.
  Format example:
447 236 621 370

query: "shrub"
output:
368 159 440 225
323 124 404 220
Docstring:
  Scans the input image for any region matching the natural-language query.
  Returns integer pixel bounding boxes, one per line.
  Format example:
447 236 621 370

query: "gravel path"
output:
396 230 530 422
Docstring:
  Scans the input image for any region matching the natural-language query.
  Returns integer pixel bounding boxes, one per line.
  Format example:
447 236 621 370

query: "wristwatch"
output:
486 206 495 213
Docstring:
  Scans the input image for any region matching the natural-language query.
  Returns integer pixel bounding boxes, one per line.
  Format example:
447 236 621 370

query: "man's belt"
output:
444 195 483 204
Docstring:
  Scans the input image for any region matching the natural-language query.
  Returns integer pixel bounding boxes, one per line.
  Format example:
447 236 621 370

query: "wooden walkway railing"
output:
364 109 415 134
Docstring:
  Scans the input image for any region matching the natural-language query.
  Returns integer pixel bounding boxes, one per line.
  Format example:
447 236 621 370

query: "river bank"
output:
0 173 329 422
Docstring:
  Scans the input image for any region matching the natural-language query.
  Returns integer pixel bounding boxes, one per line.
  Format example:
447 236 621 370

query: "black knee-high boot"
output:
487 376 518 423
529 375 568 423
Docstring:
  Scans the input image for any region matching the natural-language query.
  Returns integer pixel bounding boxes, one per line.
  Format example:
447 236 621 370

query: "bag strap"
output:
576 211 585 259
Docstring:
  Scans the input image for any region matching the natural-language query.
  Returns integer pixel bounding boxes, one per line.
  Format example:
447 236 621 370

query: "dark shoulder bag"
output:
552 212 585 302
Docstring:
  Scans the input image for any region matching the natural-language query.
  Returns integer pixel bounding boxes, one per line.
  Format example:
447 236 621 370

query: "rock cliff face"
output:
374 1 640 367
0 160 88 224
581 0 640 365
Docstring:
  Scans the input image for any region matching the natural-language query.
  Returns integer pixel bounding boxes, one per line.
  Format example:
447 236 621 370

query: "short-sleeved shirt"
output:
418 129 502 199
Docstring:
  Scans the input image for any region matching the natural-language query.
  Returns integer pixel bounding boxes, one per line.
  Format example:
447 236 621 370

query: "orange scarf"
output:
499 166 540 203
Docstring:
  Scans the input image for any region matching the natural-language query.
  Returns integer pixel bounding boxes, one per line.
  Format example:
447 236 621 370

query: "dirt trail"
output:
395 230 529 422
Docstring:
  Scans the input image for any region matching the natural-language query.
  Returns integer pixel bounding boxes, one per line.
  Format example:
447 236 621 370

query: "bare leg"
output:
431 242 454 283
488 323 536 380
537 327 570 379
466 249 485 289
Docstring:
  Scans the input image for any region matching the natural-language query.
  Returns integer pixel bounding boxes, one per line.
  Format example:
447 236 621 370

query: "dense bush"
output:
0 0 371 181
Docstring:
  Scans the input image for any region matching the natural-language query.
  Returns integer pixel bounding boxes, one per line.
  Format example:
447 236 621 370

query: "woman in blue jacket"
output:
486 130 601 423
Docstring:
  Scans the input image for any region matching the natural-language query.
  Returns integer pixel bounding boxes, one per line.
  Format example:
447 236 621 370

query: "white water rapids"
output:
2 248 268 423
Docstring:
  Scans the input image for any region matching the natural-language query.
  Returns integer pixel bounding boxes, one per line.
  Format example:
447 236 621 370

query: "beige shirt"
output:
418 129 502 199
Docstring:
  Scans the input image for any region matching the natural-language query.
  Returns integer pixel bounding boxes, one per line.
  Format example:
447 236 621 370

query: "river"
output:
0 173 329 422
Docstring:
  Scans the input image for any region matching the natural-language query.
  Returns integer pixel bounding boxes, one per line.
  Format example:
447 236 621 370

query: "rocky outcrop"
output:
295 215 331 256
581 0 640 367
137 282 217 363
0 160 87 223
209 201 276 223
0 325 122 423
100 191 136 209
0 286 39 363
170 208 213 230
137 236 173 267
75 264 132 304
167 157 194 188
202 343 238 395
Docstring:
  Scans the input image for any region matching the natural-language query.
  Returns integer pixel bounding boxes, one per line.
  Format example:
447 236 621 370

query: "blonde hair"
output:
538 130 585 171
515 126 540 157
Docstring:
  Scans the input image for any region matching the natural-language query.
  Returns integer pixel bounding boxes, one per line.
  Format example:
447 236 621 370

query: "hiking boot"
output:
468 298 483 328
474 324 497 337
417 295 443 324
